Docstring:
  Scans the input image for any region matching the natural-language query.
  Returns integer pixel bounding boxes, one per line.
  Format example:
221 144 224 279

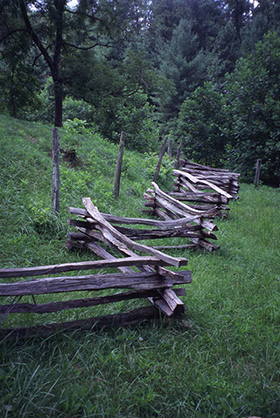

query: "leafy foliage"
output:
178 32 280 183
178 82 226 166
1 1 280 180
224 31 280 182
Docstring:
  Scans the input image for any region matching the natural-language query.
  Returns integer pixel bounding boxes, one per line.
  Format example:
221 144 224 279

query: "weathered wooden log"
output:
69 210 207 230
189 238 219 252
141 183 220 251
0 288 187 314
154 244 197 250
167 139 173 157
157 288 185 312
68 231 91 241
146 183 220 225
68 212 191 316
144 193 218 231
82 197 188 268
83 242 191 318
79 238 179 316
112 225 217 241
173 170 233 199
67 230 190 318
151 182 220 217
254 159 262 187
176 177 200 194
179 159 240 198
0 256 172 279
0 306 164 340
85 241 136 273
170 191 229 205
181 159 234 173
0 270 191 297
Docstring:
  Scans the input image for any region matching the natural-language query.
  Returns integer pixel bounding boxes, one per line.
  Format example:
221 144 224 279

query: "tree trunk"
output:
10 70 16 118
52 128 60 214
54 80 63 127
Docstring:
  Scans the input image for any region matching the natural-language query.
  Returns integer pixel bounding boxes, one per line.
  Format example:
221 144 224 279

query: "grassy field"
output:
0 115 280 417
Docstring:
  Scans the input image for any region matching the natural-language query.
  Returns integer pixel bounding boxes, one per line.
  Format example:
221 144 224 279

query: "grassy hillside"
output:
0 115 280 417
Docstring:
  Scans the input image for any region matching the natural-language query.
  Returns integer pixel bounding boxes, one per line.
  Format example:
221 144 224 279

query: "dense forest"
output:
1 0 280 184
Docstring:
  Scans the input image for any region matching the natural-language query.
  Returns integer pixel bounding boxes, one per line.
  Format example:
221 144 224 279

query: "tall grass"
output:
0 115 280 417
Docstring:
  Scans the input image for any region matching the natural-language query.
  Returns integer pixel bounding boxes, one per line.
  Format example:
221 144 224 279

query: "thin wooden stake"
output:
254 159 262 187
153 136 168 182
167 139 173 157
114 131 126 199
174 138 183 169
52 127 60 214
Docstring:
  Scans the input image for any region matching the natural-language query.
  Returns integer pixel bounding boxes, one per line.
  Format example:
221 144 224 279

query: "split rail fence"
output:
171 169 233 218
143 182 219 252
0 198 191 339
143 158 240 250
0 154 240 338
179 159 240 198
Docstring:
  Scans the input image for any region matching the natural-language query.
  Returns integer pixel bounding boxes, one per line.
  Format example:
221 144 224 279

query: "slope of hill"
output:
1 115 280 417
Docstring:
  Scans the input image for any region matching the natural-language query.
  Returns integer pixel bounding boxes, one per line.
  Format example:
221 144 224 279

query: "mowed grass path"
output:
0 115 280 417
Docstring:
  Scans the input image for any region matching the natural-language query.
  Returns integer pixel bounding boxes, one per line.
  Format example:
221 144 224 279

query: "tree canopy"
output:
1 0 280 182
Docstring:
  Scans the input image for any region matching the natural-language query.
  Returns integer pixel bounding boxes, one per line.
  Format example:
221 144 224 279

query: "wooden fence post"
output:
153 136 168 182
254 159 262 187
114 131 126 199
174 138 183 169
167 139 173 157
52 127 60 214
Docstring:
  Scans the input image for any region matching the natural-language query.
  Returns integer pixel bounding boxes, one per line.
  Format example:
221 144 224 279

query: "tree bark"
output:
52 128 60 214
19 0 65 127
54 80 63 127
52 1 65 127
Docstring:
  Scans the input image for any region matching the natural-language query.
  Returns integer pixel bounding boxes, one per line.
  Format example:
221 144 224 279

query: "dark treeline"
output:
1 0 280 183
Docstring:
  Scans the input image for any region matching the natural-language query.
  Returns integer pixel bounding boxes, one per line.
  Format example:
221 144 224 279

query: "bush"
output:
93 91 159 153
223 31 280 182
178 82 226 167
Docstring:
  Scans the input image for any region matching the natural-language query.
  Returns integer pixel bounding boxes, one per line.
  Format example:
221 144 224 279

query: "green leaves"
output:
224 31 280 181
178 32 280 183
178 82 226 166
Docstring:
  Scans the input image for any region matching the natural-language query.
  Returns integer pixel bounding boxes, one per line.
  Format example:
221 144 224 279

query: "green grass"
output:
0 114 280 417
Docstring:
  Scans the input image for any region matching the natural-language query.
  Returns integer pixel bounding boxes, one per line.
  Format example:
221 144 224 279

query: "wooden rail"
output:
67 198 191 316
143 182 219 252
171 169 232 218
0 199 192 338
179 159 240 198
0 157 239 338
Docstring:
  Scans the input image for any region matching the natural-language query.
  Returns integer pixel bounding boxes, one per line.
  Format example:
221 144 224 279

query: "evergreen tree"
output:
219 0 252 39
224 31 280 182
0 8 40 117
212 20 241 77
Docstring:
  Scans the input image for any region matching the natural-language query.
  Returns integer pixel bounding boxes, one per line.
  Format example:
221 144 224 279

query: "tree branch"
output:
32 43 55 67
18 0 53 73
0 28 28 43
63 40 112 50
64 8 112 38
